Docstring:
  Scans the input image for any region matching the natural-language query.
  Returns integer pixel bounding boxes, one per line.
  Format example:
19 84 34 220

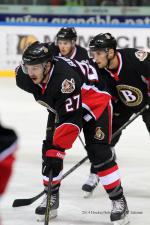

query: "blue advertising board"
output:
0 14 150 25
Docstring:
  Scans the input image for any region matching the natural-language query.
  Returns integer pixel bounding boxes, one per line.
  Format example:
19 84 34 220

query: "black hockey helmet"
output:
22 41 54 65
56 27 77 41
89 33 117 51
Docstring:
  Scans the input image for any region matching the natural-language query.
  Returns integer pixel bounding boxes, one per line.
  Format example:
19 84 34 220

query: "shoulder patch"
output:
135 50 148 61
61 78 75 93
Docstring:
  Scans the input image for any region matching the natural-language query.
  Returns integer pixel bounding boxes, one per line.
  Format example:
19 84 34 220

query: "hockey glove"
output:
42 140 65 177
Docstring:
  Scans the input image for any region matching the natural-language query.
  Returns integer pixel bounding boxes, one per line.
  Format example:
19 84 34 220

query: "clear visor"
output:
88 48 107 58
21 61 47 74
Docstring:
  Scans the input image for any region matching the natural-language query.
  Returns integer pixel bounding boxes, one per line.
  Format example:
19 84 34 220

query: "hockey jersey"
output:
99 48 150 112
16 57 111 151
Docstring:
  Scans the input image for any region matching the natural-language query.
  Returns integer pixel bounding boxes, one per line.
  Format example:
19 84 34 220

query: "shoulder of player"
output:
50 42 59 56
50 60 81 94
78 44 88 51
52 58 81 82
117 48 137 56
118 48 149 59
76 45 87 52
54 56 76 68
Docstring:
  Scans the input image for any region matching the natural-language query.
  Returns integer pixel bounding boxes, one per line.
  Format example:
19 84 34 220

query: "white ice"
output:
0 78 150 225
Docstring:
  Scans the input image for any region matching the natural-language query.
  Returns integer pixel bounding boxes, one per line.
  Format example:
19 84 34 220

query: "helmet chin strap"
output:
105 49 115 69
105 51 111 69
40 63 50 84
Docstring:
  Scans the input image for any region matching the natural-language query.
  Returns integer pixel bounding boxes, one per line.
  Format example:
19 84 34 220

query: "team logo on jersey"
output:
135 50 148 61
61 78 75 93
94 127 105 140
116 85 143 107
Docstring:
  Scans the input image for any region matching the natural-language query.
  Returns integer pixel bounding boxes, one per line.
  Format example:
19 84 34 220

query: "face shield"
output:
21 61 47 75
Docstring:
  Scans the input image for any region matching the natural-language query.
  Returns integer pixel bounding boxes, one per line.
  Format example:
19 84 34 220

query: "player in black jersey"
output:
50 27 100 194
82 33 150 199
50 27 89 62
0 122 18 224
16 41 129 225
89 32 150 144
0 123 18 197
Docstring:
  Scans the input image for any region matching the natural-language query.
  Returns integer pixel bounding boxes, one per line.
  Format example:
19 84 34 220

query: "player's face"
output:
25 63 49 84
57 40 75 56
92 50 109 68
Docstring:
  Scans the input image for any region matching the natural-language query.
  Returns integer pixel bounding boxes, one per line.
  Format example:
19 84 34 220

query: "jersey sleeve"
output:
52 72 82 150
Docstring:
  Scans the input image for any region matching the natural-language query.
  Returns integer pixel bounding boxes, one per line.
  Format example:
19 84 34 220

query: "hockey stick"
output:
44 170 53 225
12 190 45 207
12 155 88 207
12 104 149 207
78 104 149 161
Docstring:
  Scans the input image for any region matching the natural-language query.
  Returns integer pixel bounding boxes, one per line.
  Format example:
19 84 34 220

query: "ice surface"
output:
0 78 150 225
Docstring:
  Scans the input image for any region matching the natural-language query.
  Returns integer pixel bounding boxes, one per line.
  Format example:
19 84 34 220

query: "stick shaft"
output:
44 170 53 225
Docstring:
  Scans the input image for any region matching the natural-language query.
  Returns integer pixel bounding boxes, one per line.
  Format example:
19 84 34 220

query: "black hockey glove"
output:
42 140 65 177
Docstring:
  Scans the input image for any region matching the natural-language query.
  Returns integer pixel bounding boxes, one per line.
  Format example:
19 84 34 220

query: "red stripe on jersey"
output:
53 123 80 149
0 154 15 195
145 77 150 94
46 149 65 159
103 179 121 190
145 77 150 84
82 86 111 120
98 165 119 177
108 103 112 144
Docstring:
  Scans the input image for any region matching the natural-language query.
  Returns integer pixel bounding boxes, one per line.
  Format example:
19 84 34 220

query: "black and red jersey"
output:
16 57 111 151
99 48 150 112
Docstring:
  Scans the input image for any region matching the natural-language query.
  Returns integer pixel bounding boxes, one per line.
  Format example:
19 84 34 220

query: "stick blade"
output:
12 191 45 208
12 199 32 207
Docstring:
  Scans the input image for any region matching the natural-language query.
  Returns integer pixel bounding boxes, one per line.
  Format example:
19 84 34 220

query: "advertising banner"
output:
1 14 150 25
0 25 150 76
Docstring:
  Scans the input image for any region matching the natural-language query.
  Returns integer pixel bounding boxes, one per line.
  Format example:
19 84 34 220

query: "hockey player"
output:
51 27 100 196
82 32 150 197
0 123 18 197
16 41 129 225
89 32 150 143
0 123 18 224
50 27 89 61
